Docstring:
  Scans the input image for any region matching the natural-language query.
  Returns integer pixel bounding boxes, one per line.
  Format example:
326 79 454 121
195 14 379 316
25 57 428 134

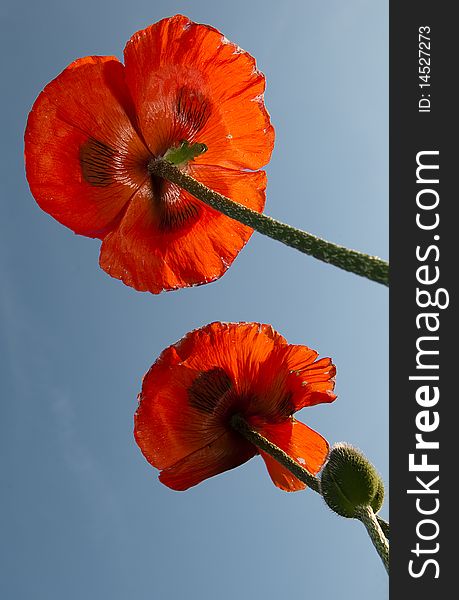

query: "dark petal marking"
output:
175 87 211 138
188 368 233 414
159 200 199 231
244 390 293 421
280 392 295 418
150 176 200 232
143 87 210 231
80 138 115 187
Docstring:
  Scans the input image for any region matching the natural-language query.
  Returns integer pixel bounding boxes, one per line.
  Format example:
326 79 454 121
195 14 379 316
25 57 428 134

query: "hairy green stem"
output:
377 516 390 540
355 506 390 573
230 414 321 493
231 414 389 572
148 159 389 286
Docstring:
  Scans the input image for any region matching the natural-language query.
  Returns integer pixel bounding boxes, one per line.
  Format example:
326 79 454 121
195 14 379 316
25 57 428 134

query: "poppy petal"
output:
262 349 336 413
99 167 266 292
241 344 336 419
25 56 151 238
135 323 279 469
171 322 286 386
173 322 335 420
254 419 329 492
135 347 220 471
288 357 337 410
159 432 256 491
123 15 274 169
259 454 306 492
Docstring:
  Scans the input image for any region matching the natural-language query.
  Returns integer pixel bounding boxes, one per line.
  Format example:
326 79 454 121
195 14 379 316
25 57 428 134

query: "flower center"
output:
145 140 208 232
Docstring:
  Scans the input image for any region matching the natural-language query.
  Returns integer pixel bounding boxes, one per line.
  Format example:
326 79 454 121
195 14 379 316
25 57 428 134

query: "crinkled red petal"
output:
99 167 266 293
123 14 274 170
134 323 281 472
25 56 150 238
252 346 337 416
135 349 210 471
135 337 257 487
253 418 329 492
158 432 256 491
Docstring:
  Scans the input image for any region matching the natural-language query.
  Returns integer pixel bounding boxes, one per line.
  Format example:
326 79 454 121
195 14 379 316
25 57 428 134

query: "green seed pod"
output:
320 443 385 518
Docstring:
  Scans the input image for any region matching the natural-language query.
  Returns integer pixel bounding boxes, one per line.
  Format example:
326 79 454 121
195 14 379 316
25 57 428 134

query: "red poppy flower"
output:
25 15 274 293
135 322 337 491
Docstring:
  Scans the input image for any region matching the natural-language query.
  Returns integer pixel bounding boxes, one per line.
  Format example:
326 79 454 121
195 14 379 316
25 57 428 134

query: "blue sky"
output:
1 1 388 598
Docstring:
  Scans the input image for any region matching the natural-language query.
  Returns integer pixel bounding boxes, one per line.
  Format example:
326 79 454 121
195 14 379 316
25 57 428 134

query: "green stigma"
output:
163 140 208 166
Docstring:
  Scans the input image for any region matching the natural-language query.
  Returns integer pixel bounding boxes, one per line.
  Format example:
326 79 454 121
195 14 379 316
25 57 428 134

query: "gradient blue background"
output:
0 1 388 598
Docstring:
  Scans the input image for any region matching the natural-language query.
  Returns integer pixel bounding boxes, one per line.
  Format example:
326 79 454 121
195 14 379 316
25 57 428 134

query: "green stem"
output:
230 414 389 572
148 159 389 286
355 506 390 573
377 516 390 540
231 414 321 493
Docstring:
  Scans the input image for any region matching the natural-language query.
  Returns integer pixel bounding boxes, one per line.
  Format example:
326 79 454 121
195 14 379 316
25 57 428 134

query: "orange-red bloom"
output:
135 322 337 491
25 15 274 293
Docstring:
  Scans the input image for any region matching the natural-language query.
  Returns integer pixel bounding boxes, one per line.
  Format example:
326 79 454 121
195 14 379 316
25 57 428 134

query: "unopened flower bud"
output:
320 443 384 518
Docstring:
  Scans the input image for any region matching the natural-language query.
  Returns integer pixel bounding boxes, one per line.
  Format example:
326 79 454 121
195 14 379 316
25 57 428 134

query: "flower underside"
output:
25 15 274 293
135 322 337 491
78 86 212 232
